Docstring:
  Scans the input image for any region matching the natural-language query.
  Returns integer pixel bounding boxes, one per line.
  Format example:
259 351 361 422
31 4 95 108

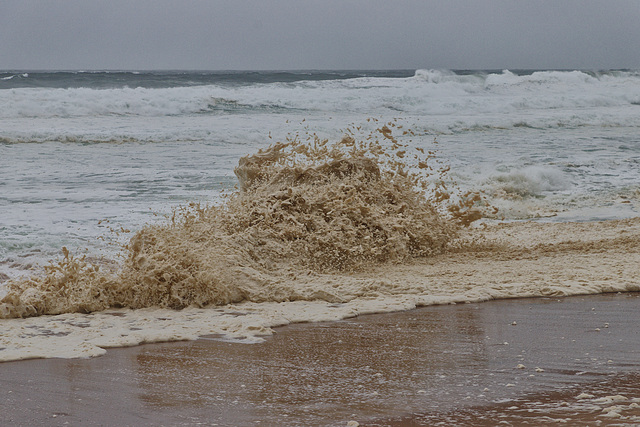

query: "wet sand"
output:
1 292 639 426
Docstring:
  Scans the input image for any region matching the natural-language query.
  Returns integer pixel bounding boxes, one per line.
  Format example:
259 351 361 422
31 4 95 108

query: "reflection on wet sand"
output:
1 293 638 426
133 306 490 423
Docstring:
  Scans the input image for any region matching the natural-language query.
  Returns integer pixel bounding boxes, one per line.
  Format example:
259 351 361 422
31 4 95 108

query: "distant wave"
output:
1 70 639 128
0 70 415 89
0 86 279 118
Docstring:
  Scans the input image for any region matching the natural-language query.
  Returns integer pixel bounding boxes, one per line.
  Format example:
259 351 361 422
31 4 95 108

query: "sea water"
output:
2 69 639 279
1 70 639 360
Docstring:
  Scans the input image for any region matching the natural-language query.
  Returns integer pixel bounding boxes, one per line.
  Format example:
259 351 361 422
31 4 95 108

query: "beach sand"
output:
1 292 638 426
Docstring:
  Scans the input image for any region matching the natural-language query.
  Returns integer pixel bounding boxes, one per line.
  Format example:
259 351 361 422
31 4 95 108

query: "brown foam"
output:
1 123 478 318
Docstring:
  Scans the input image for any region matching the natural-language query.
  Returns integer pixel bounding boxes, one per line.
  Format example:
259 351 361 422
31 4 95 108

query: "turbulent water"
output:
1 69 639 360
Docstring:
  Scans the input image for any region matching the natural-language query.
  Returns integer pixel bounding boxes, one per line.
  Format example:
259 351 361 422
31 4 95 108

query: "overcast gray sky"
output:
1 0 639 70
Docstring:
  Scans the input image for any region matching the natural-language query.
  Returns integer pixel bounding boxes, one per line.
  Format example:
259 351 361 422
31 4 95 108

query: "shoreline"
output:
1 293 639 426
1 217 639 362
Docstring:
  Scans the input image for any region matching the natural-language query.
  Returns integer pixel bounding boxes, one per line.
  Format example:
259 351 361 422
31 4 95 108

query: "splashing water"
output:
0 122 487 319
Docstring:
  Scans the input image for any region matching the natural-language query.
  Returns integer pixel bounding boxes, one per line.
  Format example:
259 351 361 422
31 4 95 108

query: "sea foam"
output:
0 123 482 318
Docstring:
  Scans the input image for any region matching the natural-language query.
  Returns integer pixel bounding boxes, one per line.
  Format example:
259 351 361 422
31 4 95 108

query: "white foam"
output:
484 166 570 198
0 282 630 362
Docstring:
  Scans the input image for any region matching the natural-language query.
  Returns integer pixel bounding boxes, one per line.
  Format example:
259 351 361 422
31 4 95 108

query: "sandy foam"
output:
1 217 638 362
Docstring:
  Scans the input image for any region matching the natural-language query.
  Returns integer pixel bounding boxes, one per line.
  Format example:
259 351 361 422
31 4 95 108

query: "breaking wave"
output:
484 166 570 199
0 122 487 318
2 69 640 129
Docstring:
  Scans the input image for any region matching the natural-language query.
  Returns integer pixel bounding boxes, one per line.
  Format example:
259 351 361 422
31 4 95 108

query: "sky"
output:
1 0 639 71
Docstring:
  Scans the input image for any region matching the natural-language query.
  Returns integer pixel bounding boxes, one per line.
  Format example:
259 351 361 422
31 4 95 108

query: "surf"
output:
0 122 485 318
1 120 638 362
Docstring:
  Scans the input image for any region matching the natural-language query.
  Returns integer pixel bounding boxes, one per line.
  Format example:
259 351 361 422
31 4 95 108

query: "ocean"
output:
0 69 639 361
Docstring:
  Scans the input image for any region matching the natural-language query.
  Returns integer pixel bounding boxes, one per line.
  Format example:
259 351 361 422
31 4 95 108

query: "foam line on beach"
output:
1 217 638 362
